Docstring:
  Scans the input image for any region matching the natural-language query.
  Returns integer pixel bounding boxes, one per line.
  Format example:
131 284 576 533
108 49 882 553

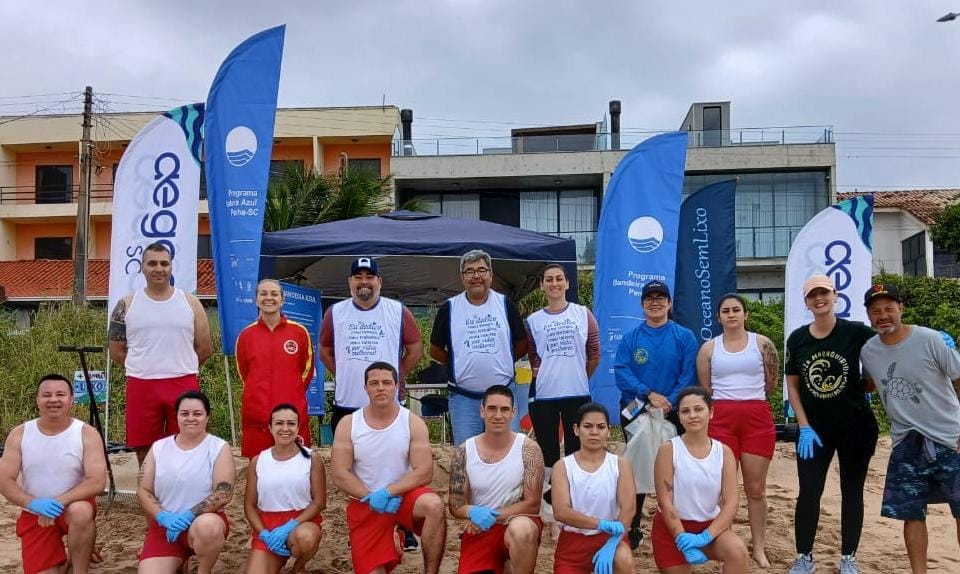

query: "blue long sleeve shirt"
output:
614 320 700 408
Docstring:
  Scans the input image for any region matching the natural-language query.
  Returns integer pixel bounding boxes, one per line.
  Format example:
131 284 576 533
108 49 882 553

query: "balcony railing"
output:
0 184 115 205
392 127 834 157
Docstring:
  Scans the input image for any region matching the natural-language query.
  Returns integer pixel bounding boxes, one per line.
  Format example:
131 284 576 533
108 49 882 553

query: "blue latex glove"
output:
682 547 708 565
361 487 394 513
940 330 957 350
268 519 299 554
259 529 292 557
166 510 195 543
597 519 624 537
467 505 500 531
797 425 823 460
591 535 619 574
27 497 64 519
385 495 402 514
675 529 713 551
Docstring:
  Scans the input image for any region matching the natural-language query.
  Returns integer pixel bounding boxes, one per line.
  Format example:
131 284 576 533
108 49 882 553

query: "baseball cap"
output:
864 283 902 307
641 280 671 299
350 257 379 276
802 274 834 298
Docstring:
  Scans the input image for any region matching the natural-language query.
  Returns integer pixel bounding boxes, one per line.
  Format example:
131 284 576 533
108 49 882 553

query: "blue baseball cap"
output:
350 257 379 276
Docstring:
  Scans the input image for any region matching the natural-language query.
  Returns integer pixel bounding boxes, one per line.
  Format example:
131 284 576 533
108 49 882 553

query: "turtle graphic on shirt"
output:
881 362 922 404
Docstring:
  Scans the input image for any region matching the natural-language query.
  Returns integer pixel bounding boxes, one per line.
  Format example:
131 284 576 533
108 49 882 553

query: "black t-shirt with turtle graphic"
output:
785 318 876 433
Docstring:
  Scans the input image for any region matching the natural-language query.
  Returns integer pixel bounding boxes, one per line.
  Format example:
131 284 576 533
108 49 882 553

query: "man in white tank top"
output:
448 384 545 574
331 361 446 574
0 374 107 574
319 257 423 438
108 242 212 464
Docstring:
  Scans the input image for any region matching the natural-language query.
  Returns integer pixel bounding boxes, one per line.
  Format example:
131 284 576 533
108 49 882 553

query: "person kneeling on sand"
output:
0 373 107 574
137 390 234 574
244 403 325 574
331 361 447 574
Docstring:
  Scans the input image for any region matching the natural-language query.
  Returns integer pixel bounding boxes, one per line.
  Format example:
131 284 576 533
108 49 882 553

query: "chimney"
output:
609 100 621 150
400 109 413 156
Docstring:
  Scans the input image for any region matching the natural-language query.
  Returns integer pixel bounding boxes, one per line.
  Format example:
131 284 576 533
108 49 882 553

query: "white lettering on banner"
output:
345 320 386 361
543 318 579 357
225 189 261 217
691 207 715 341
463 314 502 354
611 270 668 298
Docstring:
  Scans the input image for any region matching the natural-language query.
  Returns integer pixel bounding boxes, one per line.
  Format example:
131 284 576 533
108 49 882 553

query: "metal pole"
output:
72 86 93 306
223 356 238 446
104 353 111 447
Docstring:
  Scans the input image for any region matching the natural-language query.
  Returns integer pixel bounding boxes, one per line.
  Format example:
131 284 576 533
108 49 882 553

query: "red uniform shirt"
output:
235 315 315 428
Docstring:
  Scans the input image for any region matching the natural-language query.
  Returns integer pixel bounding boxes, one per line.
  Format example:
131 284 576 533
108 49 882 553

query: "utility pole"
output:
72 86 93 306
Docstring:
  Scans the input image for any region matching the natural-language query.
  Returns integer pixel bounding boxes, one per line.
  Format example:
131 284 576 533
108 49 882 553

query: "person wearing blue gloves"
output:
785 274 879 574
331 361 447 574
137 390 235 574
614 280 699 549
243 404 325 573
0 374 106 574
652 386 748 573
448 385 544 574
551 403 636 574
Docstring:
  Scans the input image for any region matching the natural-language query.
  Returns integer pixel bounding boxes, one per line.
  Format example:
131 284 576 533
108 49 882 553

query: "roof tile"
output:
837 189 960 226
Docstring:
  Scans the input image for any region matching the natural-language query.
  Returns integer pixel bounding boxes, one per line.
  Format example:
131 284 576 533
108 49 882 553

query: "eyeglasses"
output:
462 268 491 278
643 295 668 303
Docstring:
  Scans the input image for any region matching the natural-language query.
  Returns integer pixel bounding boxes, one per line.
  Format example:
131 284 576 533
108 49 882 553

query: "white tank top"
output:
153 433 228 513
331 297 403 408
562 451 620 535
351 407 411 492
256 448 313 512
710 332 766 401
526 304 589 399
669 436 723 522
465 433 526 509
448 291 514 392
20 419 85 502
125 288 198 378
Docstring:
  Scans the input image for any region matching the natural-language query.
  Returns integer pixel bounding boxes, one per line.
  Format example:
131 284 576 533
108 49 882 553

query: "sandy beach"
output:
1 437 957 573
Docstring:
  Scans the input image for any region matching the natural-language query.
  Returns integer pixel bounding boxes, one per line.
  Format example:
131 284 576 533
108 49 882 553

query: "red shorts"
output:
708 399 775 460
458 516 543 574
241 424 312 459
346 486 433 574
250 509 323 554
126 374 200 448
16 499 96 574
651 511 712 569
139 511 229 562
554 529 620 574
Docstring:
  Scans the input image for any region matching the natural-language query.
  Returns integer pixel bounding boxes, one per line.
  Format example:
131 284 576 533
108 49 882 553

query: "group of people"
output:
0 241 957 574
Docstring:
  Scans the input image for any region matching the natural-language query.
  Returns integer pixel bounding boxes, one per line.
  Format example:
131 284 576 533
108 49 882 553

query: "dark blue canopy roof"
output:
260 211 579 305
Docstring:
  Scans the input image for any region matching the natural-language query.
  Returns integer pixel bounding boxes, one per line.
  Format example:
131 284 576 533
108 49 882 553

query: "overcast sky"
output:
2 0 958 191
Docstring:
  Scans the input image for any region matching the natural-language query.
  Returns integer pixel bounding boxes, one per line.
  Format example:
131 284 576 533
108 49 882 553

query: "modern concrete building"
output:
0 105 399 302
838 189 960 278
391 101 836 299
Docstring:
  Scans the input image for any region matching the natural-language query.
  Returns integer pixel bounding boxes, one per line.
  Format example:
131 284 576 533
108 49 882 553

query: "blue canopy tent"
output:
259 211 579 306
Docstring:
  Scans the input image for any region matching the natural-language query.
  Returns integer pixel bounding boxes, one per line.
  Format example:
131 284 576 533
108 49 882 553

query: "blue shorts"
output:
881 431 960 520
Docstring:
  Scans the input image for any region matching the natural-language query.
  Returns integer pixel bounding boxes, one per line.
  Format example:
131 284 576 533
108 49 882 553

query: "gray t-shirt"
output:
861 326 960 449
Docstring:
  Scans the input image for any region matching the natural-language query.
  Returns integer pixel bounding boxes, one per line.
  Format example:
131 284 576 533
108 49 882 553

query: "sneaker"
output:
627 526 643 550
839 554 858 574
402 528 419 552
787 553 815 574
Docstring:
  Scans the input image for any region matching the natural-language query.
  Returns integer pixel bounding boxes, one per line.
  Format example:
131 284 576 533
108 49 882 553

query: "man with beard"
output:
320 257 423 439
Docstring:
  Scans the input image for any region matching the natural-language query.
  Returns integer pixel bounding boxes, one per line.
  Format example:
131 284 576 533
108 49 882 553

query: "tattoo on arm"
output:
108 300 127 342
448 446 468 514
190 481 233 515
760 337 780 389
521 440 544 495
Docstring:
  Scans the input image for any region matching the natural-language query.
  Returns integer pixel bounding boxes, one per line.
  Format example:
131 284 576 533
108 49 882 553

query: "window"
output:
702 106 722 147
933 244 960 278
199 161 207 200
197 235 212 259
35 165 73 204
347 158 382 177
35 237 72 260
902 231 926 277
269 160 305 188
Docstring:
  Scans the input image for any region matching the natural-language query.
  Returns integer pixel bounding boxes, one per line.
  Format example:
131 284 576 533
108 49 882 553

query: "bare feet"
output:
291 557 308 573
753 549 770 568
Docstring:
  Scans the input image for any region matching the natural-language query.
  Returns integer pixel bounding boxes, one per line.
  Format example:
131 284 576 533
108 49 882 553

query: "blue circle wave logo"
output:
225 126 257 167
627 216 663 253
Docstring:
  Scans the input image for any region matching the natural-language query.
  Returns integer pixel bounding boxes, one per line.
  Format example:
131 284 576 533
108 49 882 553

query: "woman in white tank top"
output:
551 403 636 574
695 293 777 567
652 387 748 573
243 404 325 574
136 390 234 574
